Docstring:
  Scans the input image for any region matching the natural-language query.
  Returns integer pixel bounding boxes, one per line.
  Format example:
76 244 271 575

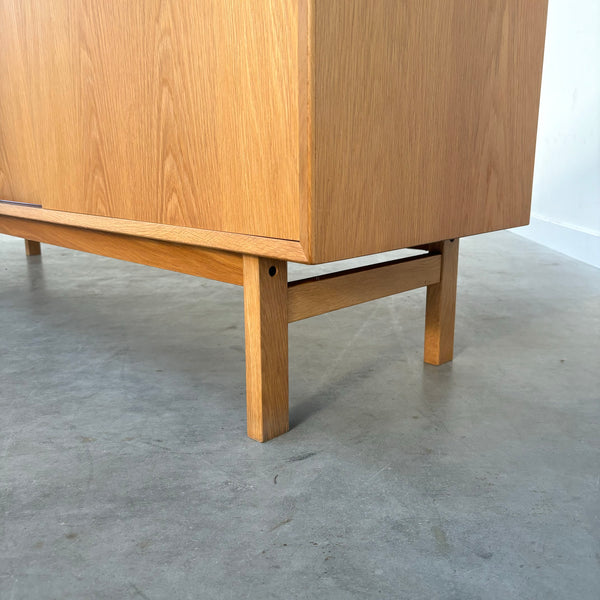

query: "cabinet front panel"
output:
0 1 300 240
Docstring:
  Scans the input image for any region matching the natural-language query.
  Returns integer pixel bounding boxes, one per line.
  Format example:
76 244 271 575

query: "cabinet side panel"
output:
311 0 548 262
0 0 300 241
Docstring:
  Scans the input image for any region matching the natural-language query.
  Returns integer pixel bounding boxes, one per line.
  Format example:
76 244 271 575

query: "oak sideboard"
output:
0 1 548 441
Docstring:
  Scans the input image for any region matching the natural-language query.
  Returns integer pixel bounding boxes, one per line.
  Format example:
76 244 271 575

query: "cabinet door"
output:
0 1 300 240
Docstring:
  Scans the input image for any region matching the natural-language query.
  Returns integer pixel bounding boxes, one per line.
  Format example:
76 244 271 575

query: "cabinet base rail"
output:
1 214 459 442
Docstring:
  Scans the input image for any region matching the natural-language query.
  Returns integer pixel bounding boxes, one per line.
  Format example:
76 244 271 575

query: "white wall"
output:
513 0 600 268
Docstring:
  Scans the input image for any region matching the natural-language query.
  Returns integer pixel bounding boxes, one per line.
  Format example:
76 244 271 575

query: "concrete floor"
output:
0 231 599 600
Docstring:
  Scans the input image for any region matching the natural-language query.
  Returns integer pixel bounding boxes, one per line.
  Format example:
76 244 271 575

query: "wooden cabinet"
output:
0 1 549 440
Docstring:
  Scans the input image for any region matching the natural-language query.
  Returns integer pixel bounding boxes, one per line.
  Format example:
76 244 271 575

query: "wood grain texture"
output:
424 239 459 365
243 256 289 442
0 0 300 240
1 1 548 265
24 239 41 256
298 0 314 258
0 216 243 285
0 202 309 263
310 0 549 262
0 1 78 206
288 254 441 323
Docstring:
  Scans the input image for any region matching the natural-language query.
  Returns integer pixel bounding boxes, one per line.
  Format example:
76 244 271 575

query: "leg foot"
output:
424 239 459 365
25 239 41 256
243 256 289 442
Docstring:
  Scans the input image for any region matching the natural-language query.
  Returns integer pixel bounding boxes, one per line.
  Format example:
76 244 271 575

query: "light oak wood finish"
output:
309 0 548 262
0 202 309 263
288 254 441 323
0 0 300 240
243 256 289 442
298 0 313 256
0 2 549 441
24 239 41 256
424 240 460 366
0 216 243 286
0 1 547 264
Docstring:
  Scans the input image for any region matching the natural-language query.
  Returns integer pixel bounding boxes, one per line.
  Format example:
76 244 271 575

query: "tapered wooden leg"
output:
424 239 459 365
24 239 41 256
243 255 289 442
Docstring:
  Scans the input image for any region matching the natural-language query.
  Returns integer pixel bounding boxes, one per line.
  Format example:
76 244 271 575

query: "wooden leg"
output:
424 239 459 365
24 239 41 256
243 255 289 442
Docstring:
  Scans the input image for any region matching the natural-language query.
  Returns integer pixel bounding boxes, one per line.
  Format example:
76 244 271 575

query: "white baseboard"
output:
512 214 600 269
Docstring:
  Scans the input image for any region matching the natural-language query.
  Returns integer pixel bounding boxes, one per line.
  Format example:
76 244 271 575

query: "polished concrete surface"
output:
1 231 599 599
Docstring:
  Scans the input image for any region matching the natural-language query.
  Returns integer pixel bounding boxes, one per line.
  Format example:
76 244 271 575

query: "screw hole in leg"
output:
268 266 277 277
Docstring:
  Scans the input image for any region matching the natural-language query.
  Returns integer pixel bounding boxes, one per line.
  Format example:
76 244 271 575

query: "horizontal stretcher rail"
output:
0 215 244 286
287 253 442 323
